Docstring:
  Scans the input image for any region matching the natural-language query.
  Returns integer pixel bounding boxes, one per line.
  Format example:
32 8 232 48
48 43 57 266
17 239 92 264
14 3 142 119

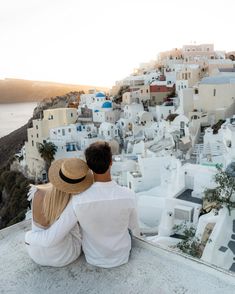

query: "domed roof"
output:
102 101 112 108
95 92 105 98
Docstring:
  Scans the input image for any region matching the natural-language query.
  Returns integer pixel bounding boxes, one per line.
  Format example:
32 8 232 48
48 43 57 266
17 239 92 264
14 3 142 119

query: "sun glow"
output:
0 0 234 88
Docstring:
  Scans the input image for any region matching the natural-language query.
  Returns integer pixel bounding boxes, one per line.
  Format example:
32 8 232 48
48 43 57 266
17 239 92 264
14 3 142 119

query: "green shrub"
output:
0 169 30 229
173 223 204 258
204 164 235 215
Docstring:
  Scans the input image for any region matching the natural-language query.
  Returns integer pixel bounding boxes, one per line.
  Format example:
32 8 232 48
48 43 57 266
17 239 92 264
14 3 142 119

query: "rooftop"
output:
1 220 235 293
200 75 235 85
219 68 235 72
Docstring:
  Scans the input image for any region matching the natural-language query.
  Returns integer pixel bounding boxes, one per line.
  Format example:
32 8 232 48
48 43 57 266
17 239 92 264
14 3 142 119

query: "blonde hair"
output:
43 185 72 226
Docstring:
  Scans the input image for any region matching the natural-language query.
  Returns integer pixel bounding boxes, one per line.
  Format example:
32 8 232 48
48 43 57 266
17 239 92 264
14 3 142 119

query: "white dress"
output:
25 186 82 267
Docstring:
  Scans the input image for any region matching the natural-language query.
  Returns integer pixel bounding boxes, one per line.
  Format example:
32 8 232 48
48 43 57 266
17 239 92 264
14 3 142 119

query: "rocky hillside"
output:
0 78 109 103
0 91 84 228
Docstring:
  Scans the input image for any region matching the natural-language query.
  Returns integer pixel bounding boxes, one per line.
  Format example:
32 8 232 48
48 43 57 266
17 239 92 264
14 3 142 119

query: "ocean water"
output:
0 102 37 138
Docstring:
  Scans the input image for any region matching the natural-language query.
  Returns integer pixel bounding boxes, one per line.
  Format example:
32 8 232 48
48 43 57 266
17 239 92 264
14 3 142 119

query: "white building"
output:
194 75 235 121
99 122 119 141
49 123 98 159
137 162 215 237
123 103 144 122
25 107 78 180
155 103 176 121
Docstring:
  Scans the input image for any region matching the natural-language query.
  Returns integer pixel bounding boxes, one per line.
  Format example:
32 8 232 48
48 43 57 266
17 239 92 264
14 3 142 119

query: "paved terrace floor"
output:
177 189 203 205
0 220 235 294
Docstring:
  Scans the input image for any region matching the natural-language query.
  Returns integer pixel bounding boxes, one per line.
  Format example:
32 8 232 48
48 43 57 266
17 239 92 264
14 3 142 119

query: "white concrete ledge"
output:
0 220 235 294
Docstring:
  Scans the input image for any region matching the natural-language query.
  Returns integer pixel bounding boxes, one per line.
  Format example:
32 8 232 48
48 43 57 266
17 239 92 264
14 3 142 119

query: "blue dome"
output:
102 101 112 108
95 92 105 98
94 109 99 112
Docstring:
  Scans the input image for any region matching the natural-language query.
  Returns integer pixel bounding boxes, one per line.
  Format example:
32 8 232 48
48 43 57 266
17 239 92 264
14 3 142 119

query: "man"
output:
25 141 139 268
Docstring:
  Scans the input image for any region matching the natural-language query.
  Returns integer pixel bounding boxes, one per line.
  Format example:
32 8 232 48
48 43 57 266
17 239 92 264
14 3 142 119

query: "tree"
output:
203 164 235 215
37 142 57 173
173 223 203 258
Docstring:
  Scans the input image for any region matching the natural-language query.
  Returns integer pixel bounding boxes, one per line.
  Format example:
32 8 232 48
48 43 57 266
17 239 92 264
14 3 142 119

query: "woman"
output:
25 157 93 267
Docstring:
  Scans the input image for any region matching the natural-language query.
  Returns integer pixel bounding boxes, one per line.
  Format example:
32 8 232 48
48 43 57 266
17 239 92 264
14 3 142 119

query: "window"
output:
36 125 38 129
62 129 65 136
146 89 149 93
108 131 110 136
36 134 39 138
32 140 34 147
180 129 185 138
43 140 46 143
213 89 216 96
68 128 71 133
66 144 76 152
226 140 232 148
42 173 47 181
71 113 73 117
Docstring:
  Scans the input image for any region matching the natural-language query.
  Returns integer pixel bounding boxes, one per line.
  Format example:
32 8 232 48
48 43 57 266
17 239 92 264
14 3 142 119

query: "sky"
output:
1 0 235 88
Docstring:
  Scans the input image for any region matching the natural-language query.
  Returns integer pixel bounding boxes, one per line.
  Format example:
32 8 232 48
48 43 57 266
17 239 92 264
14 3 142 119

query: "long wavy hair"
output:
43 185 72 226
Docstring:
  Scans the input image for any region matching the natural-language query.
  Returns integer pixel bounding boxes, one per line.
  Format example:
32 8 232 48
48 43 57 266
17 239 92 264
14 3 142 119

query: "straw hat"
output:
48 158 93 194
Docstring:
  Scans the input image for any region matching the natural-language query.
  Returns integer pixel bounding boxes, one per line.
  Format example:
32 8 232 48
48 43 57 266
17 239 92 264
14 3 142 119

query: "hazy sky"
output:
1 0 234 87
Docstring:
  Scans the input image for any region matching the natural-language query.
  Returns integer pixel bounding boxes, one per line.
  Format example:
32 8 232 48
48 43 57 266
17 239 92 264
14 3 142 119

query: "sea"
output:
0 102 37 138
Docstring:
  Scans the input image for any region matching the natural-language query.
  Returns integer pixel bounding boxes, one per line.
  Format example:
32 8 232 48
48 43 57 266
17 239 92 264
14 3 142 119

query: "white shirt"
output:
25 188 82 267
25 181 139 268
73 181 139 267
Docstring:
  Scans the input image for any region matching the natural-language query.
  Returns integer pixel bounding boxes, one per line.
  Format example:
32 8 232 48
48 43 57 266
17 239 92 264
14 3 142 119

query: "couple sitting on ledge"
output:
25 141 140 268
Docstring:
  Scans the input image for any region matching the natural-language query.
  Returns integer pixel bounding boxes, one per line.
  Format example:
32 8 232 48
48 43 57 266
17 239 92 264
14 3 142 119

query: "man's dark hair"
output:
85 141 112 174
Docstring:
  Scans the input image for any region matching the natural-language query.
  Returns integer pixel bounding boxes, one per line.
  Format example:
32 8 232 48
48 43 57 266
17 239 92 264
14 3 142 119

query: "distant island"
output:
0 78 110 103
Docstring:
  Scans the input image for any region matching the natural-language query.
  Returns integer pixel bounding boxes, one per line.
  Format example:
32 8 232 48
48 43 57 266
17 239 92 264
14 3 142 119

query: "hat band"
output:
59 169 86 184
